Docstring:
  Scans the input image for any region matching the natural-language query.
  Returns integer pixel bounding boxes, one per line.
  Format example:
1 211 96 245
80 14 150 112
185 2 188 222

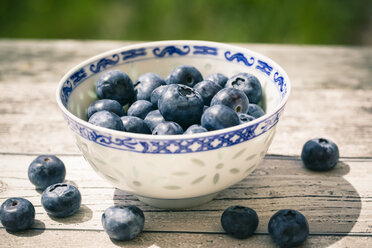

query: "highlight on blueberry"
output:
41 183 81 218
301 138 339 171
102 205 145 241
221 205 259 239
268 209 309 248
28 155 66 190
0 197 35 232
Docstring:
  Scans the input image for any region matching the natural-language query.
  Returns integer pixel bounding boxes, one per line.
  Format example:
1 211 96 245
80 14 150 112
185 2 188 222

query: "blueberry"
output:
96 70 135 105
268 209 309 248
193 80 222 106
226 73 262 104
134 72 165 101
205 73 228 88
102 205 145 241
210 88 249 114
41 183 81 218
201 104 240 131
88 110 125 131
127 100 153 119
28 155 66 190
87 99 125 119
248 104 265 119
0 198 35 232
184 124 208 134
121 116 151 134
152 121 183 135
238 113 256 124
158 84 204 129
150 85 168 109
167 65 203 87
301 138 339 171
221 205 258 239
144 109 166 131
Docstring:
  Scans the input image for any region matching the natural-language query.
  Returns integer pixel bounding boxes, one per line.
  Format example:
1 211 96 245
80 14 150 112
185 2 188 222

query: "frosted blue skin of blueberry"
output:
166 65 203 88
201 104 240 131
144 109 166 131
301 138 339 171
158 84 204 129
96 70 135 105
121 116 151 134
28 155 66 190
88 110 125 131
193 80 222 106
268 209 309 247
150 85 168 109
225 73 262 104
87 99 125 119
102 205 144 241
184 124 208 134
238 113 256 124
0 198 35 232
221 205 259 239
134 72 165 101
41 183 81 218
205 73 228 88
248 104 265 119
127 100 154 120
152 121 184 135
210 88 249 114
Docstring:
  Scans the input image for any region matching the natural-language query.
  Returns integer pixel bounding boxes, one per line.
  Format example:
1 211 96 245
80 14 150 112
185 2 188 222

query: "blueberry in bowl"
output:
56 40 290 209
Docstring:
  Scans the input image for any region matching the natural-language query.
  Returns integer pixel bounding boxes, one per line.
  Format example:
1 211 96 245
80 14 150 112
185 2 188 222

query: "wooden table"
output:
0 40 371 247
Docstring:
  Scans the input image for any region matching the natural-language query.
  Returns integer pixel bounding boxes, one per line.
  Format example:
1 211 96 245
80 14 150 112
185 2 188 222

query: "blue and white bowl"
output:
56 40 290 208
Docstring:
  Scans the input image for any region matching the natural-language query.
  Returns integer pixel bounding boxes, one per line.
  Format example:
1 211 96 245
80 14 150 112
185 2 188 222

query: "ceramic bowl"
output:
56 40 290 208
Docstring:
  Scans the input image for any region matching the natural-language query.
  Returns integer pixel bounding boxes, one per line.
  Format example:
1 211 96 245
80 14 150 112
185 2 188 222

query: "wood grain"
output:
1 155 371 235
0 40 371 156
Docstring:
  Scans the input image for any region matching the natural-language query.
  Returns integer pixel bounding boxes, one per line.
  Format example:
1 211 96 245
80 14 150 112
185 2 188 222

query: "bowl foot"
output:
136 192 219 209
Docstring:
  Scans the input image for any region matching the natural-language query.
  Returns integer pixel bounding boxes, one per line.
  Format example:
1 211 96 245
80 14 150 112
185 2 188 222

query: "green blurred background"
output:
1 0 372 45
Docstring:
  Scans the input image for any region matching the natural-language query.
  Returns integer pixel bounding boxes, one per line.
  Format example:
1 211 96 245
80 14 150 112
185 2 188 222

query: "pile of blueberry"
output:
0 137 339 246
87 65 266 135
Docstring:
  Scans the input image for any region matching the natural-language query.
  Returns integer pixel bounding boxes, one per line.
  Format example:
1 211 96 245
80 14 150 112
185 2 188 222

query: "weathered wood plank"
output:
1 154 371 235
1 229 372 248
0 40 371 156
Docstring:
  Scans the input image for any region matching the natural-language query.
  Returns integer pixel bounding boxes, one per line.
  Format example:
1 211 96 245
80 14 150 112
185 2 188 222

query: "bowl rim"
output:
56 40 291 141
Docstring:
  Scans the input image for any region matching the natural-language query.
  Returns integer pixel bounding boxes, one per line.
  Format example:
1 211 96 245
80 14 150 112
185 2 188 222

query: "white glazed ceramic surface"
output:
56 40 290 208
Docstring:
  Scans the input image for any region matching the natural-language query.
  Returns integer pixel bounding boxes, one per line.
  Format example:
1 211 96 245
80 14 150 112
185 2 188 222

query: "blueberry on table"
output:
144 109 166 131
210 88 249 114
121 116 151 134
87 99 125 119
41 183 81 218
88 110 125 131
150 85 168 109
225 73 262 104
102 205 145 241
221 205 258 239
152 121 184 135
96 70 135 105
134 72 165 101
238 113 256 124
193 80 222 106
184 124 208 134
166 65 203 87
28 155 66 190
301 138 339 171
248 104 265 119
201 104 240 131
127 100 153 120
205 73 228 88
158 84 204 129
0 198 35 232
268 209 309 248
